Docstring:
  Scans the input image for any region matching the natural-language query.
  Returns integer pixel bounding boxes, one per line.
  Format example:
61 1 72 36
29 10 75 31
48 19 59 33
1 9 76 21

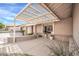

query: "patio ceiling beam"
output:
17 11 47 19
23 7 49 19
30 5 42 13
15 3 60 25
22 11 39 18
41 3 61 21
31 17 54 23
16 12 52 21
48 3 63 11
16 3 55 20
21 5 45 18
25 11 39 17
27 4 60 20
23 7 38 16
24 7 48 16
16 12 59 25
15 3 31 18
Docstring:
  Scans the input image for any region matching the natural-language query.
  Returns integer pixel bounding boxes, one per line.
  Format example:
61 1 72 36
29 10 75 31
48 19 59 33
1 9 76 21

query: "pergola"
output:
15 3 60 25
14 3 60 42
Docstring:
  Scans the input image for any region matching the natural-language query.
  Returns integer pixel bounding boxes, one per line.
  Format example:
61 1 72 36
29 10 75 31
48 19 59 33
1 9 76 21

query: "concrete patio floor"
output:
0 37 69 56
17 38 52 56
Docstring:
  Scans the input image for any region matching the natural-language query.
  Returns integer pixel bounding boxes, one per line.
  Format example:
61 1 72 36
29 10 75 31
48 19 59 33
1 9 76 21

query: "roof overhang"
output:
15 3 60 25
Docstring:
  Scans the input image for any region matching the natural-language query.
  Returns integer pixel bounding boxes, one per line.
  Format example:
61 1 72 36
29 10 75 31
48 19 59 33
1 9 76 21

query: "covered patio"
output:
0 3 79 56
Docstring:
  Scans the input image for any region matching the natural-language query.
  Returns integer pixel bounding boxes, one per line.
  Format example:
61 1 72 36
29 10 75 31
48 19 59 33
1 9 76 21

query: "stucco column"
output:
33 25 37 34
52 22 54 35
73 4 79 46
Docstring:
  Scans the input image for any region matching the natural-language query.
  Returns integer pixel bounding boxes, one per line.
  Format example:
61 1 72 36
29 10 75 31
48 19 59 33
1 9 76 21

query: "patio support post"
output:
52 22 54 35
13 18 16 43
33 25 36 34
52 22 55 40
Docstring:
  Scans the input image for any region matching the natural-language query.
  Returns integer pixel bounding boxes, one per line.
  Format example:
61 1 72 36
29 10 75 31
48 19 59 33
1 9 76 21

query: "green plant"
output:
20 27 25 35
21 30 25 35
0 23 5 29
47 40 79 56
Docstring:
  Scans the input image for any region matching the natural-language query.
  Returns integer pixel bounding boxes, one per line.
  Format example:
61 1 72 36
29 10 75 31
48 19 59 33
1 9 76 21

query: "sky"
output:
0 3 28 26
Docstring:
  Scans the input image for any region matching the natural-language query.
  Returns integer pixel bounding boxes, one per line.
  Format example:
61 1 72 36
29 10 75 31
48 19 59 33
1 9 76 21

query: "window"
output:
43 25 52 33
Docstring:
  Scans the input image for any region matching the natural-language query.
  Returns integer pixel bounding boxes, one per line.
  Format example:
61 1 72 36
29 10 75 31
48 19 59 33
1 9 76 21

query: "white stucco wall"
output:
54 17 73 35
35 23 53 34
36 24 43 34
32 17 73 36
73 4 79 46
27 26 33 34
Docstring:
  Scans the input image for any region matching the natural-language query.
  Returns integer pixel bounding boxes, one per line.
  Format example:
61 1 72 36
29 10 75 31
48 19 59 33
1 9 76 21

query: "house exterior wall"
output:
36 24 43 34
73 4 79 46
7 26 21 31
54 17 73 36
32 17 73 37
27 26 33 34
35 23 53 34
33 25 36 34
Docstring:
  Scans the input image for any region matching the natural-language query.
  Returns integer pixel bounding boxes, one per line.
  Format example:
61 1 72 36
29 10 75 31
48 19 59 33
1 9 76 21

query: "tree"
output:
0 23 5 29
